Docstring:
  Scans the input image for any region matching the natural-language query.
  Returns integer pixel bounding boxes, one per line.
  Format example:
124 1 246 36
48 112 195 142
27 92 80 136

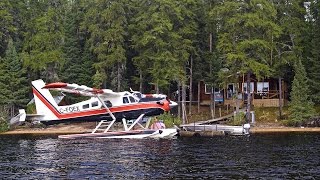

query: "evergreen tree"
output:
130 0 197 93
0 0 15 57
82 0 128 91
21 0 66 82
214 0 281 79
308 1 320 104
60 0 94 86
288 59 316 126
0 39 28 117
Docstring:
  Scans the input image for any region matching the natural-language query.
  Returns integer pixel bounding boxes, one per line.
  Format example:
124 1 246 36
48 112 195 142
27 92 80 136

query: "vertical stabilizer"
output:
31 79 59 121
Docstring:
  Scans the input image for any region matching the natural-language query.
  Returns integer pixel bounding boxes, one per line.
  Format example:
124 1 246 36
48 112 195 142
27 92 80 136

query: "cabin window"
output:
205 84 221 95
257 82 269 95
91 101 99 107
242 82 254 93
129 96 137 103
227 84 236 99
205 84 212 94
83 104 89 109
123 97 129 104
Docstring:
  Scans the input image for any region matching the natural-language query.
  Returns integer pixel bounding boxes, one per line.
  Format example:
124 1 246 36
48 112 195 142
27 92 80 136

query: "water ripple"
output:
0 133 319 179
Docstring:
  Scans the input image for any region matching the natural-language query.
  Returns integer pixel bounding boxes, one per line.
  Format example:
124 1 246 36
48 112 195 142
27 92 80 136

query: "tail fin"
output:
31 79 59 120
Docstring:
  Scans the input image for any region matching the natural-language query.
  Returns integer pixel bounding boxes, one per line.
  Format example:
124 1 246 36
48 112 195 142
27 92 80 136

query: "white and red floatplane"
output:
21 79 178 139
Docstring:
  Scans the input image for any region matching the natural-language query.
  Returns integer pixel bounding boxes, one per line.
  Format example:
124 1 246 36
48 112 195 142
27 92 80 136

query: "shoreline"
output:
1 126 320 135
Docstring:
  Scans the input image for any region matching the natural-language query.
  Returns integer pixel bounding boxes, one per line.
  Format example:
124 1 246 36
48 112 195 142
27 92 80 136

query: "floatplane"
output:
14 79 179 139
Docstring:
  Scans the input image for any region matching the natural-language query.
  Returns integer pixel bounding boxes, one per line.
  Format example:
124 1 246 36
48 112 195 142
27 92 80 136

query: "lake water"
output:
0 133 319 179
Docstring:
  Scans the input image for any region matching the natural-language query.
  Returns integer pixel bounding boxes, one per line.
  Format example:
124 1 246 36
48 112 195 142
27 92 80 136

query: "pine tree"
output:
0 0 15 57
60 1 94 86
308 1 320 104
3 39 29 116
21 0 66 82
288 59 316 126
82 0 128 91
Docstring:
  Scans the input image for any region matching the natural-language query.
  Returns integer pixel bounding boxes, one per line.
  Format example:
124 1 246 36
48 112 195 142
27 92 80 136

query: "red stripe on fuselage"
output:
32 87 169 120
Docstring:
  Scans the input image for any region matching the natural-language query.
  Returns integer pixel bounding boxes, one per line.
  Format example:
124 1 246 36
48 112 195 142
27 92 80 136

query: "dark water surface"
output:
0 133 320 179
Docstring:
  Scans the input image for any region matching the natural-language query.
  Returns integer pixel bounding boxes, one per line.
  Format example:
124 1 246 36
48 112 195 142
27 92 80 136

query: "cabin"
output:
197 75 288 108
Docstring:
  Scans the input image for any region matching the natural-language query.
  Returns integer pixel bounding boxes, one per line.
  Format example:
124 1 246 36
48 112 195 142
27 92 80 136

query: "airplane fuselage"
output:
31 80 170 124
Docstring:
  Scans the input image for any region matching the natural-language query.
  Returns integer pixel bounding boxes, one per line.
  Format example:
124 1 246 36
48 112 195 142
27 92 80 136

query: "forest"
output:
0 0 320 125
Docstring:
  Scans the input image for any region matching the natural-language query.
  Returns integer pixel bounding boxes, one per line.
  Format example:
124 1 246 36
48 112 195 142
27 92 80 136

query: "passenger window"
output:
123 97 129 104
83 104 89 109
129 96 136 103
92 101 98 107
104 100 112 107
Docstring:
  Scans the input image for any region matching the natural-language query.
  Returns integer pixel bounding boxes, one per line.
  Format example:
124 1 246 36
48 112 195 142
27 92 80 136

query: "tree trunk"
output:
189 56 193 115
246 72 251 123
213 86 216 119
117 62 121 92
182 81 187 124
197 81 200 113
279 77 283 119
139 71 143 93
155 82 159 94
178 81 181 119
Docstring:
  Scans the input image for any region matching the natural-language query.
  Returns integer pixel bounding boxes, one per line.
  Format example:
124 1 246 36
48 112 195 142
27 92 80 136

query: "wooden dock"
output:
179 111 250 136
181 112 235 127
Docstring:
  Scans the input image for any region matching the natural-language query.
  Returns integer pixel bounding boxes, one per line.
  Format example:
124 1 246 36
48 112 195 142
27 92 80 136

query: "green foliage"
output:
307 1 320 104
157 112 181 128
26 103 36 114
0 39 29 117
60 1 94 86
213 0 281 80
22 0 65 82
130 0 198 91
288 59 316 126
0 0 15 56
0 110 9 132
226 112 246 126
82 0 128 91
0 119 9 132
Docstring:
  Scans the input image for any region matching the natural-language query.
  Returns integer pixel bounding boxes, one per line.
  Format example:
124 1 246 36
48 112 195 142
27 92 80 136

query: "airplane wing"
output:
43 82 121 97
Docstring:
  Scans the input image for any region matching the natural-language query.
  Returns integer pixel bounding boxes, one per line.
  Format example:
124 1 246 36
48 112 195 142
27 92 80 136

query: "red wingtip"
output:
43 82 67 89
91 88 104 94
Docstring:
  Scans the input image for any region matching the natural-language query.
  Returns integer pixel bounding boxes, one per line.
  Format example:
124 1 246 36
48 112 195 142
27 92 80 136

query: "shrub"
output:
157 113 181 128
227 112 246 126
0 117 9 132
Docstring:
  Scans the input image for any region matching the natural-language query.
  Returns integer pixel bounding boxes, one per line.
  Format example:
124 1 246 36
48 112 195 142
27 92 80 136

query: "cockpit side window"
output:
123 97 129 104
